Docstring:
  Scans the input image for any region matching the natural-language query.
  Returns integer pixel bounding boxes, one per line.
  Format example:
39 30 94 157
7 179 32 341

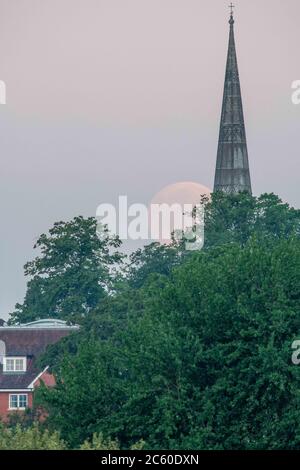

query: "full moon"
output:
149 181 211 244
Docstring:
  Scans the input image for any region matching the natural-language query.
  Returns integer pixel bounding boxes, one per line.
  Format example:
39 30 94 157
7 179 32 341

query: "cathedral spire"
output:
213 8 252 194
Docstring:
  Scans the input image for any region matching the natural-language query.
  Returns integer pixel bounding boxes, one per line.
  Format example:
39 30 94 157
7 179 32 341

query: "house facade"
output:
0 319 78 420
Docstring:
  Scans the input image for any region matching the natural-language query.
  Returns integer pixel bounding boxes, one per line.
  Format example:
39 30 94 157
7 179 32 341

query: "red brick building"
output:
0 319 78 420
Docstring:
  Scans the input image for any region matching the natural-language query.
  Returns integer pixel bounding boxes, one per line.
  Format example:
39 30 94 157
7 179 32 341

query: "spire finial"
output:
229 3 235 24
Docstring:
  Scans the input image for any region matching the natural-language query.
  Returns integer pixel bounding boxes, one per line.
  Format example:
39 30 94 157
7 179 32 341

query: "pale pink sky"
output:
0 0 299 317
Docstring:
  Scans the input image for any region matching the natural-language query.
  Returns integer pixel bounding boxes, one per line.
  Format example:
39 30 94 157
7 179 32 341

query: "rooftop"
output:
0 319 79 390
0 319 79 330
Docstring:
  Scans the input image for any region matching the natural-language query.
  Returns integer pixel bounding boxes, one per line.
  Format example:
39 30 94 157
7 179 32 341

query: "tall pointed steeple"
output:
214 7 252 194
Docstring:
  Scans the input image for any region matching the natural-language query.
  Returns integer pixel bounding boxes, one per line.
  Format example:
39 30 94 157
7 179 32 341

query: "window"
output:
9 394 18 409
3 357 26 372
9 394 28 410
15 359 25 371
5 359 15 371
18 394 28 408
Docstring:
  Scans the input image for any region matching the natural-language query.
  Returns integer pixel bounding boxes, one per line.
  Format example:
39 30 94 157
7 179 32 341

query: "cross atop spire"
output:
229 3 235 24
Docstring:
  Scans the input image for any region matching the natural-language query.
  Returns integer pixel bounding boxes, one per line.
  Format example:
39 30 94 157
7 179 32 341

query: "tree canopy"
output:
8 192 300 450
36 238 300 449
10 217 123 324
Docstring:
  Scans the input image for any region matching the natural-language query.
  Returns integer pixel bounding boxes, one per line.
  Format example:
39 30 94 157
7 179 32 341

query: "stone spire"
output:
213 7 252 194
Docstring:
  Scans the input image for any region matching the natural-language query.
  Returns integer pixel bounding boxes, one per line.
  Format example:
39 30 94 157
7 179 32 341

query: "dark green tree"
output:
204 192 300 247
10 217 123 324
127 242 184 289
37 236 300 450
35 338 125 448
125 193 300 290
15 193 300 449
114 237 300 449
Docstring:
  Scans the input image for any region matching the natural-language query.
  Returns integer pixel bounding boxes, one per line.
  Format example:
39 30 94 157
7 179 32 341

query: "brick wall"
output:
0 391 33 421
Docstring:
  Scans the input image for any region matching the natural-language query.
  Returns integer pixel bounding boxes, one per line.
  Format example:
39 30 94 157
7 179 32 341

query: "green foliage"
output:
127 242 184 289
79 433 145 450
204 192 300 247
6 407 37 428
0 423 66 450
80 433 120 450
35 338 125 448
9 192 300 450
0 424 145 450
10 217 123 324
37 236 300 449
